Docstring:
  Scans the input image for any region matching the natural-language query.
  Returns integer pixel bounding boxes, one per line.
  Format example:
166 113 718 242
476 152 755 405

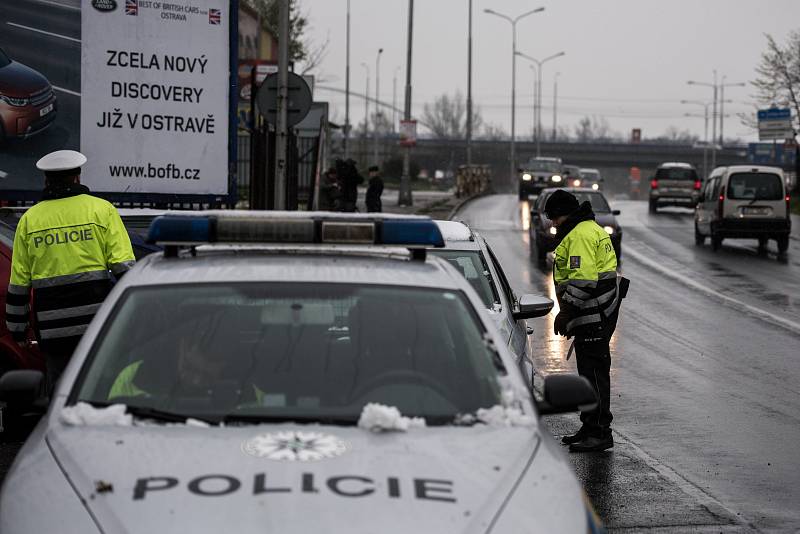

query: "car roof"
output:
539 187 608 195
658 162 695 169
119 248 469 291
713 165 785 175
579 168 600 173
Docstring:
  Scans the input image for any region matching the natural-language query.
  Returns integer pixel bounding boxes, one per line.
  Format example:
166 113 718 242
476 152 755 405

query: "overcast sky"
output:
300 0 800 142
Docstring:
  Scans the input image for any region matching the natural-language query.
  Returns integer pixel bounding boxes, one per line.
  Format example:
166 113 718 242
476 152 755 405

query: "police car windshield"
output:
74 283 504 424
428 250 498 308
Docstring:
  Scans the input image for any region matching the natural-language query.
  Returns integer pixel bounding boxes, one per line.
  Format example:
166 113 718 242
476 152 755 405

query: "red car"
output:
0 210 43 376
0 48 57 140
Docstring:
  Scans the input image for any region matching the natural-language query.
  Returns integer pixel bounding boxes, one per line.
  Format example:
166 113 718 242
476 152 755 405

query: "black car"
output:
529 187 622 265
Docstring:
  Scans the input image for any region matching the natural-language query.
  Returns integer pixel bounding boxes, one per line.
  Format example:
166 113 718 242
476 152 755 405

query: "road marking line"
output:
624 244 800 335
53 85 80 97
0 170 8 179
33 0 81 10
612 429 753 529
6 22 81 43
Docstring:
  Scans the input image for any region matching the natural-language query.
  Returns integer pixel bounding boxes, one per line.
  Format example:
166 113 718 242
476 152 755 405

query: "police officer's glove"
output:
553 312 569 337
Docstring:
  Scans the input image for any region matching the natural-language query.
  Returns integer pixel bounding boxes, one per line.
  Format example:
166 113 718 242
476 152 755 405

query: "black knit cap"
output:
544 189 579 218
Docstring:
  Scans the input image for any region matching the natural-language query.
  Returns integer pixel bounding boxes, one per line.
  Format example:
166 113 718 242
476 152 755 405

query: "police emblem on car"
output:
242 431 348 461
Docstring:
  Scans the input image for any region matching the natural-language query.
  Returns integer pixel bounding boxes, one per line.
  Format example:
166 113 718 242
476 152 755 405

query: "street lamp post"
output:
688 72 719 169
516 50 565 157
682 99 732 178
361 62 370 151
398 0 415 206
529 65 537 142
719 76 745 146
484 7 545 182
552 72 560 141
392 66 399 134
466 0 473 167
344 0 351 159
373 48 384 166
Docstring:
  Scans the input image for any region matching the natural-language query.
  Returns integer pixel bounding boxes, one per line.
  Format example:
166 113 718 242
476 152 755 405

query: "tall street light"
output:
466 0 473 167
398 0 415 206
484 6 545 182
392 66 400 134
681 99 712 178
552 71 560 141
361 62 370 144
344 0 351 159
373 48 384 166
719 75 745 146
529 64 537 142
516 50 565 157
688 72 719 169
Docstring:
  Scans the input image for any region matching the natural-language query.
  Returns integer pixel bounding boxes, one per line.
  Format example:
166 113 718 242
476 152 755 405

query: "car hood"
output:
0 61 50 97
46 422 558 533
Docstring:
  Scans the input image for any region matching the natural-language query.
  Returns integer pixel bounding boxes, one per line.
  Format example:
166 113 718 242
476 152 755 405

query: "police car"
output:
431 221 552 387
0 212 603 533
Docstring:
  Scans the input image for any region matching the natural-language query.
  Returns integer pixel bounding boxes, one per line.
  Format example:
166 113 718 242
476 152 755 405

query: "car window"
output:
0 49 10 68
486 246 515 308
73 283 505 424
656 167 698 181
429 249 499 308
726 172 783 201
526 159 561 172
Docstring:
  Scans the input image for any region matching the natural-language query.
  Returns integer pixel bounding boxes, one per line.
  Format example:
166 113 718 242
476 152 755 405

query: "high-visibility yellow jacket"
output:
5 193 135 343
553 219 619 337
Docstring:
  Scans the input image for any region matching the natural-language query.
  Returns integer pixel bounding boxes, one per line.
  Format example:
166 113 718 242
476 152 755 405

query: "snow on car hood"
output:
46 421 550 534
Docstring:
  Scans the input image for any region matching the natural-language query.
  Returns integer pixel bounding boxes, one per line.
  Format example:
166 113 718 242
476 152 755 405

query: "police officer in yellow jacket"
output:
5 150 135 389
545 189 627 452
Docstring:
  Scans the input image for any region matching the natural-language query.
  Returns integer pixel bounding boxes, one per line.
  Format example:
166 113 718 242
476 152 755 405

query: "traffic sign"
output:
757 107 793 141
256 72 313 127
757 108 791 121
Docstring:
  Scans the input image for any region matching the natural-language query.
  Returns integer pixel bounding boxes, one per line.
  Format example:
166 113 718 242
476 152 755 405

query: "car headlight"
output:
573 179 581 187
603 226 614 235
549 226 557 235
522 173 532 181
591 183 599 190
551 175 562 182
0 93 30 107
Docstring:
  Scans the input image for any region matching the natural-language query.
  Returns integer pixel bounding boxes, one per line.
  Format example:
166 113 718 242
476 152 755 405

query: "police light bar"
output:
147 212 446 249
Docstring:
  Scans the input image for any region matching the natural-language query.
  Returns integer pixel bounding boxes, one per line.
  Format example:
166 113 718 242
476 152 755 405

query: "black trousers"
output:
574 312 618 436
41 336 80 394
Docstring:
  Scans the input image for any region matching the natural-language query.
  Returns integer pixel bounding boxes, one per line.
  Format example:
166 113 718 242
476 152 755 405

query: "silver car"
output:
0 212 602 533
431 221 552 387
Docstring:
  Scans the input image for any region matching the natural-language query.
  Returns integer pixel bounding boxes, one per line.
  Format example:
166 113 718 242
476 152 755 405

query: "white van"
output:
694 165 791 254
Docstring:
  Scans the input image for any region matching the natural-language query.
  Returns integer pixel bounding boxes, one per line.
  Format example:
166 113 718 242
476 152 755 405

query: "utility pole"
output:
529 65 536 143
552 72 560 141
718 76 745 146
361 62 369 150
466 0 473 167
373 48 383 166
398 0 414 206
392 67 399 134
344 0 351 159
273 0 289 210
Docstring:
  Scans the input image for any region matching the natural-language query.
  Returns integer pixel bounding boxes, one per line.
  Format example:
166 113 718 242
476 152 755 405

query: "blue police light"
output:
147 216 211 244
146 214 445 249
382 219 445 248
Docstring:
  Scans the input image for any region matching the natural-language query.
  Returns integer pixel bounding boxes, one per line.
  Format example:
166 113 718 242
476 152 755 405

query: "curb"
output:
446 191 489 221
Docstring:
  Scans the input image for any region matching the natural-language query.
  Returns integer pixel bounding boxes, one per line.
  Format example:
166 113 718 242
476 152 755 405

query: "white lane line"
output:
0 170 8 179
6 22 81 43
33 0 81 10
624 244 800 335
53 85 80 97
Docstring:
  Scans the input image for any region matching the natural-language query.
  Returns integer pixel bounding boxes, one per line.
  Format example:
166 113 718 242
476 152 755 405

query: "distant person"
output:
318 167 341 211
545 189 629 453
365 165 384 213
5 150 135 391
336 158 363 212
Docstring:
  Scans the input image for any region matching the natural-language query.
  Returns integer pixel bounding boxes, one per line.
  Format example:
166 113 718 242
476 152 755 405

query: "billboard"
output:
81 0 230 195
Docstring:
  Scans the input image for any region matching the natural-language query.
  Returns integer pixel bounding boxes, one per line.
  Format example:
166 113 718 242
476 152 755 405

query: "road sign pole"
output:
273 0 290 210
398 0 414 207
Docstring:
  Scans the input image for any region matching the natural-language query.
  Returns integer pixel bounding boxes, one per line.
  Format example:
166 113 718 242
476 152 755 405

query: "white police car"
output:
0 212 604 533
431 221 551 387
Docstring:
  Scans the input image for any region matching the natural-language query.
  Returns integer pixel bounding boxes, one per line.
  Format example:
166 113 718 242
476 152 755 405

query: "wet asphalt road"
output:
457 194 800 533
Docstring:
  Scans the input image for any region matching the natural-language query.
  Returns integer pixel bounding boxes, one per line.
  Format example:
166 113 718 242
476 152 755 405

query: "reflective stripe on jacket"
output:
5 194 135 342
553 219 618 336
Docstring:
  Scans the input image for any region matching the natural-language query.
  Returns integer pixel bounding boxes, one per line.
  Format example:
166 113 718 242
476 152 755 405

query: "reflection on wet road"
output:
458 194 800 532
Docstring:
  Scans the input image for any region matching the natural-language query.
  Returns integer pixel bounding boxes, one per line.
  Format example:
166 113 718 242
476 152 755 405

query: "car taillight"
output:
787 195 791 218
693 180 702 190
650 179 658 189
718 191 725 218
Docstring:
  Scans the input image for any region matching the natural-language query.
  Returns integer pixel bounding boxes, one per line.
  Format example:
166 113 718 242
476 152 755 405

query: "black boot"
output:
561 427 589 445
569 433 614 453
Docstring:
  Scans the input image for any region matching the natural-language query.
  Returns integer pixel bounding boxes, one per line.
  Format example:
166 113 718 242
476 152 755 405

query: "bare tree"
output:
646 126 699 145
421 91 483 139
574 115 620 143
479 123 508 141
751 29 800 134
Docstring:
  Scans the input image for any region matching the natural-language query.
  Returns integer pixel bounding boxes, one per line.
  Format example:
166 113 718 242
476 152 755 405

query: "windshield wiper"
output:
220 414 359 426
86 401 214 425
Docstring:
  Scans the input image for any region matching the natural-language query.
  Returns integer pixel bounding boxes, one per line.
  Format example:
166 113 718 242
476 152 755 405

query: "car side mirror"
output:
612 209 621 216
0 370 44 408
512 294 553 320
536 374 598 416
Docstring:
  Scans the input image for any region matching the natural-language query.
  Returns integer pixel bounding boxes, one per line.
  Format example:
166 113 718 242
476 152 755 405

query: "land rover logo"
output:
92 0 117 12
242 431 348 462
